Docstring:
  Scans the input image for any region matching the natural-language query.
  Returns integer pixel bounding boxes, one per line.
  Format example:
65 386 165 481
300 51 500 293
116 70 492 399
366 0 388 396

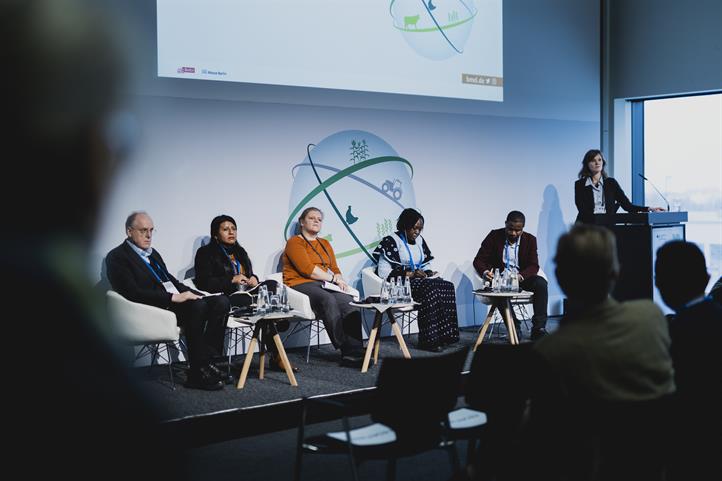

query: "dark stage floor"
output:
138 321 557 422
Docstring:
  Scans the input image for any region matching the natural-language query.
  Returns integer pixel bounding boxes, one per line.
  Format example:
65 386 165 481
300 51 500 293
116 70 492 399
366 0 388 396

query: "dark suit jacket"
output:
105 241 191 309
574 176 646 224
193 240 258 295
669 298 722 412
473 229 539 281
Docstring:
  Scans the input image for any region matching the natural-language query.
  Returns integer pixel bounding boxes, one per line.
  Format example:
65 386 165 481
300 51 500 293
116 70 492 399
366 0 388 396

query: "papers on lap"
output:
322 281 360 301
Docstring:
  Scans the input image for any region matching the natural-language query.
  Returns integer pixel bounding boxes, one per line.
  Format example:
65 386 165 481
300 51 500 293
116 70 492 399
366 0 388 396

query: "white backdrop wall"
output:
93 0 601 338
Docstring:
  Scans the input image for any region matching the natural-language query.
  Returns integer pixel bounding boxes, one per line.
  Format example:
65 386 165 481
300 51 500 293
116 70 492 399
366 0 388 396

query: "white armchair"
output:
360 266 417 336
106 290 182 388
266 272 322 362
267 273 314 319
361 266 383 297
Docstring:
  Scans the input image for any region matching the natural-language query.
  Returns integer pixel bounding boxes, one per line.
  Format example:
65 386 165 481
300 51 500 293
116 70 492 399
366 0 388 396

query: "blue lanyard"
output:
400 233 420 271
219 244 241 275
505 240 519 271
138 254 168 284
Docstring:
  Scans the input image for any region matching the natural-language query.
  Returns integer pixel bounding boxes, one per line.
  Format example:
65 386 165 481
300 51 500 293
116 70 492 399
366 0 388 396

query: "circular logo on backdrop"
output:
389 0 478 60
286 130 416 269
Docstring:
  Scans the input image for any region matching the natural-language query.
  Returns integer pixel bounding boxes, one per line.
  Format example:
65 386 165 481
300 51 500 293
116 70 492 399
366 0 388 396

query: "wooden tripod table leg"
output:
272 333 298 386
362 311 382 373
373 332 381 365
388 310 411 359
501 301 518 345
237 333 259 389
474 303 497 351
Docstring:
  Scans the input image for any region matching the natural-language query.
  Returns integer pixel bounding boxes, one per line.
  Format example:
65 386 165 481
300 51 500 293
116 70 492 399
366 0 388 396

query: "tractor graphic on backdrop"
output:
381 178 403 200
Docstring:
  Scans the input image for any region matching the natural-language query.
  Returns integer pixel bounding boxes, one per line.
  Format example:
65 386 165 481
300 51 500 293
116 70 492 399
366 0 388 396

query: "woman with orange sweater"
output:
283 207 364 365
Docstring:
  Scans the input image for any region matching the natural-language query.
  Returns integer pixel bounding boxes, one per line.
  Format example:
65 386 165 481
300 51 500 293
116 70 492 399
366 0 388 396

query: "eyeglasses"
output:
132 227 155 236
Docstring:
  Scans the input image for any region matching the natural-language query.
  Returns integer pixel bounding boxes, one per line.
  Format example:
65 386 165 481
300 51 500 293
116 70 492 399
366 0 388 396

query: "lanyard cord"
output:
301 234 331 268
218 243 242 275
140 254 169 283
505 240 519 271
399 233 419 271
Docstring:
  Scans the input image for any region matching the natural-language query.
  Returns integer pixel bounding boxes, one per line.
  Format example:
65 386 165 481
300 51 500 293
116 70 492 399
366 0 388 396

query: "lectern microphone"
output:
638 173 670 212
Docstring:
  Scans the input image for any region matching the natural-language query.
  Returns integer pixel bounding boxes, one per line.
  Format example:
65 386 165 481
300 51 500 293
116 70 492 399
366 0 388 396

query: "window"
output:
641 93 722 292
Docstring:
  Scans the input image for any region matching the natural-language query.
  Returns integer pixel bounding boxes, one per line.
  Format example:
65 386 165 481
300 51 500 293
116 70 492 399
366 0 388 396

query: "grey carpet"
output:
137 321 558 421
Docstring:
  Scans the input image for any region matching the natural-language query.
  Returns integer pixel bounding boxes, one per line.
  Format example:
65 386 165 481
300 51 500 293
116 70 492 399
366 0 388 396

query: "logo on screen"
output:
390 0 478 61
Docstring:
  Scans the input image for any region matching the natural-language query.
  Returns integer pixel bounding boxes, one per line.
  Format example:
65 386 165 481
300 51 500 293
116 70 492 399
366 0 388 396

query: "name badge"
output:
162 281 180 295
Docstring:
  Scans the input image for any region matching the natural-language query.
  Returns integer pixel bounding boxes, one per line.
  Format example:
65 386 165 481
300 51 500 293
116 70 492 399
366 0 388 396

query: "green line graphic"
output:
393 13 476 32
284 155 414 258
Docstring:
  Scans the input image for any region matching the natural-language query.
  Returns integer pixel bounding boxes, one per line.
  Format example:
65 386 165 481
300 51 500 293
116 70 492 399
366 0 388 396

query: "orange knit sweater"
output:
282 235 341 287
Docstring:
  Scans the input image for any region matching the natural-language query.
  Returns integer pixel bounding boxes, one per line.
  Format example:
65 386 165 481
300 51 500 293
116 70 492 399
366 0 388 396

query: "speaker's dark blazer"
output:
105 241 192 309
574 176 647 224
193 239 258 295
473 229 539 281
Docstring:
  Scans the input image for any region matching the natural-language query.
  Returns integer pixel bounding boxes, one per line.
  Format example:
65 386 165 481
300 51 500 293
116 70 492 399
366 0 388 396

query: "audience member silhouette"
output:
1 1 185 478
655 241 722 481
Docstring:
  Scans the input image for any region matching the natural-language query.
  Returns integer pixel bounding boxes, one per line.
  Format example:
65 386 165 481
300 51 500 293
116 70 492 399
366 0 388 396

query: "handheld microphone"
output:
638 173 670 212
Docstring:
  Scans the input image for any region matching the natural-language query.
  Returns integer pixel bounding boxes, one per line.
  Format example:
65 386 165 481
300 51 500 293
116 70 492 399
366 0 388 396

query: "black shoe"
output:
530 328 548 341
339 348 364 367
417 343 442 352
185 366 224 391
208 363 235 385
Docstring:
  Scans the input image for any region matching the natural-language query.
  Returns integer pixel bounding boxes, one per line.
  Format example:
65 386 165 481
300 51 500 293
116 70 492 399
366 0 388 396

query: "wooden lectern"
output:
592 212 688 302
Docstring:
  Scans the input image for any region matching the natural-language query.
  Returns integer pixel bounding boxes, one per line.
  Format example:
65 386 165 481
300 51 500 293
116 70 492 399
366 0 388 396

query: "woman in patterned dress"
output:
372 208 459 351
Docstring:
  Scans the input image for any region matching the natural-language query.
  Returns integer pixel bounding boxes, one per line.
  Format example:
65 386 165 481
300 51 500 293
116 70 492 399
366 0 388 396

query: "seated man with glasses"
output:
105 211 231 390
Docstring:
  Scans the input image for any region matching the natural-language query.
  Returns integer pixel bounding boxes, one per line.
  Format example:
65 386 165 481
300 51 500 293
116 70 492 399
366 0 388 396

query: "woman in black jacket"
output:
574 149 663 224
194 214 276 302
194 215 294 371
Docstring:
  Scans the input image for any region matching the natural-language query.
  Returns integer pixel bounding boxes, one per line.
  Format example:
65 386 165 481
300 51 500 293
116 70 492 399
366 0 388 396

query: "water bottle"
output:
492 268 500 292
256 285 266 314
380 280 390 304
389 278 397 303
511 268 520 292
404 276 412 303
280 285 290 312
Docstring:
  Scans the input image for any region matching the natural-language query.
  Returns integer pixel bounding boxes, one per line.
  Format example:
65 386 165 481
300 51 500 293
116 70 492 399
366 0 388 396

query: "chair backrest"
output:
266 272 283 285
372 347 468 441
360 266 382 297
537 267 548 281
466 343 539 422
106 290 180 344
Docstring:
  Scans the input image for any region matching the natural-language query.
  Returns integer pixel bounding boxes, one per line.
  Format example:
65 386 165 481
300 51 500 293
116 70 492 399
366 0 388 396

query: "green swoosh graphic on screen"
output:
284 155 414 261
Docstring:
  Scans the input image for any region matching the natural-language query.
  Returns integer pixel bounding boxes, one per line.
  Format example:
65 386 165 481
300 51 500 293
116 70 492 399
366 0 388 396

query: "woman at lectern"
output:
574 149 664 224
372 208 459 352
282 207 364 366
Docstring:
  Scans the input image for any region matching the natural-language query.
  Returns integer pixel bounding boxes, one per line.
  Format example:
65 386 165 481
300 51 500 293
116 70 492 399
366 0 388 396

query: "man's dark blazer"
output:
473 229 539 281
105 241 192 309
193 240 258 295
574 176 646 224
668 298 722 410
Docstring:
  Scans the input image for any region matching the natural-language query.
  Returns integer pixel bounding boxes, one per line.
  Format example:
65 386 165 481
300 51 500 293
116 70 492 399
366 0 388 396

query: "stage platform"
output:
140 323 557 448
